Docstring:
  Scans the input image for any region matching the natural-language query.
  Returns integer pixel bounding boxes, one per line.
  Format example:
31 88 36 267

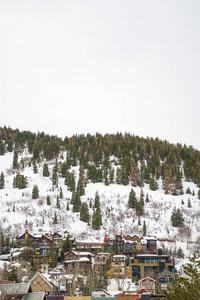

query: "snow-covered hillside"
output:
0 150 200 258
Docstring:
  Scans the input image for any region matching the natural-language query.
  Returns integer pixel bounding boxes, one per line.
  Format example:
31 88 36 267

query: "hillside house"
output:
36 235 53 250
94 253 111 273
129 253 174 280
109 255 127 278
75 240 103 254
103 237 116 251
138 276 157 293
16 230 36 245
64 250 93 274
103 235 157 257
158 270 175 289
26 271 56 293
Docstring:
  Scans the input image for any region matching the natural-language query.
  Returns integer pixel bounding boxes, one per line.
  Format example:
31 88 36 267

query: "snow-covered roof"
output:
0 254 10 260
143 236 157 241
79 257 90 262
141 239 147 244
123 239 137 244
11 251 21 257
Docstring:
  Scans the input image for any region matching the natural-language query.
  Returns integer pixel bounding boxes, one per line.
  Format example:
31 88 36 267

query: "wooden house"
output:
94 253 111 272
139 276 157 293
26 271 55 293
158 270 175 289
64 250 93 274
16 230 36 245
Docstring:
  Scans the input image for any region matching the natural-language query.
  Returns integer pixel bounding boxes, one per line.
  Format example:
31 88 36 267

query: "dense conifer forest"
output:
0 126 200 196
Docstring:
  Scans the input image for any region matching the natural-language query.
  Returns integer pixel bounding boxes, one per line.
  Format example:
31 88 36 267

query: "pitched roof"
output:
22 292 45 300
0 283 31 295
27 271 54 288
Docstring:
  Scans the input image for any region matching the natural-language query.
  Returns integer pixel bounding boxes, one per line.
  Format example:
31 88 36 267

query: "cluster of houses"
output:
0 230 175 297
0 282 164 300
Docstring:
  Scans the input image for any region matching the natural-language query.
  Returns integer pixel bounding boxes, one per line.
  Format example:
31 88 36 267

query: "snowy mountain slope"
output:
0 149 200 258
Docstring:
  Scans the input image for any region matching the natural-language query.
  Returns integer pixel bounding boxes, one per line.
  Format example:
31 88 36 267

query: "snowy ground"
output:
0 151 200 260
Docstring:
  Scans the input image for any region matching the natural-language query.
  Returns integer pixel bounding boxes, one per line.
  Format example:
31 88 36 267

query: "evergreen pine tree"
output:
116 167 122 184
53 211 58 224
60 235 72 261
0 172 5 189
187 198 192 208
56 195 60 209
14 174 28 189
67 172 76 192
12 149 18 169
109 168 115 184
92 206 102 230
149 176 158 191
52 164 58 186
72 192 81 212
66 201 69 210
171 208 184 227
94 191 100 208
90 198 92 208
164 254 200 299
143 220 147 236
46 195 51 205
104 168 109 186
0 140 5 155
33 160 38 174
77 178 85 196
80 202 90 223
48 242 59 268
32 185 39 199
13 176 16 188
43 163 50 177
145 193 149 202
186 186 191 194
128 188 137 208
59 187 63 199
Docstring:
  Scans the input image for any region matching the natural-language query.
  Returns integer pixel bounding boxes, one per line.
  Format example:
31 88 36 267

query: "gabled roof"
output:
17 231 35 240
27 271 54 289
139 276 157 283
158 270 175 278
22 292 45 300
64 250 93 256
0 283 32 295
52 232 62 237
37 235 52 242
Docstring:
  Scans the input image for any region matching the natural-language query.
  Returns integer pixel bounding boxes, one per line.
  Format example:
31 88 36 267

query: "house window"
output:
41 279 44 285
150 241 155 244
143 245 146 250
33 280 36 285
133 245 136 250
125 245 131 250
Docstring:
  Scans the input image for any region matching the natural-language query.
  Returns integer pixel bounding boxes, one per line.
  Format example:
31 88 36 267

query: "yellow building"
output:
129 254 174 280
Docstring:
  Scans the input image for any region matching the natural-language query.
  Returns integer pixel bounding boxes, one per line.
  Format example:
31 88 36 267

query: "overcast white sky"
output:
0 0 200 149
